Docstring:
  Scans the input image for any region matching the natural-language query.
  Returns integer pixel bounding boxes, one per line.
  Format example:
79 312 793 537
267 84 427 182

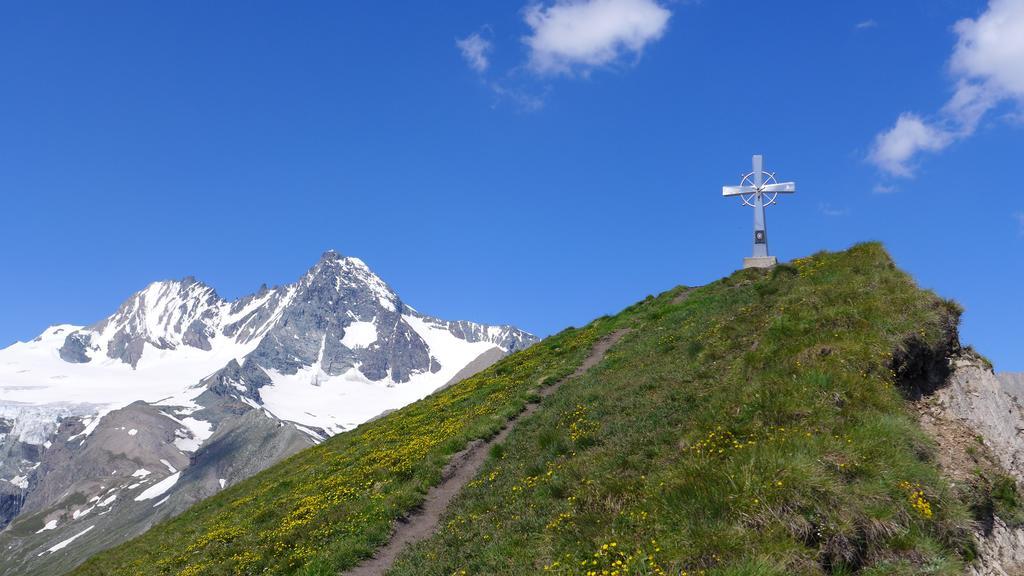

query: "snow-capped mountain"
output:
0 251 536 576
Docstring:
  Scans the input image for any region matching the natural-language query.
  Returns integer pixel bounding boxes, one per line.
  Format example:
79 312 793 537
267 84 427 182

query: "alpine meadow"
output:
3 1 1023 575
64 244 1022 575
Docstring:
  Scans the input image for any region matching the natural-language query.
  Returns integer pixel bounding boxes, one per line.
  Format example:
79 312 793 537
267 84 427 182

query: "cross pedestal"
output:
743 256 778 269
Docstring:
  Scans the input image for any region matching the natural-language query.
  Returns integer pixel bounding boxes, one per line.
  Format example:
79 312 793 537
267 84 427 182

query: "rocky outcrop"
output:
939 358 1024 480
970 516 1024 576
0 483 24 530
918 353 1024 575
442 347 507 389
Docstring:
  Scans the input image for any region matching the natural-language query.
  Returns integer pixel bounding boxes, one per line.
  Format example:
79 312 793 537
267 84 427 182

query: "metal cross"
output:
722 155 796 266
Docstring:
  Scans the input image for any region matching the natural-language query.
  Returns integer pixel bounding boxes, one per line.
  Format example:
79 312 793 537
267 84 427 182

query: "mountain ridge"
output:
0 251 536 576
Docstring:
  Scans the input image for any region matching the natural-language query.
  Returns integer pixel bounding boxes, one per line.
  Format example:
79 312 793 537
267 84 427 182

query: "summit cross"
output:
722 154 797 269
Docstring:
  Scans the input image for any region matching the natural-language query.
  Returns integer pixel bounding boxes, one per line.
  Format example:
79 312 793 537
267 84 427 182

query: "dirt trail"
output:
671 287 692 304
343 328 631 576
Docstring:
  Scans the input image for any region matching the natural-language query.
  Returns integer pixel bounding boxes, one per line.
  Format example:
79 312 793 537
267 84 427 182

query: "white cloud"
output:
951 1 1024 99
869 0 1024 177
523 0 671 75
489 81 547 112
855 19 878 29
457 33 492 73
869 113 955 177
819 203 848 217
1015 212 1024 235
872 183 897 194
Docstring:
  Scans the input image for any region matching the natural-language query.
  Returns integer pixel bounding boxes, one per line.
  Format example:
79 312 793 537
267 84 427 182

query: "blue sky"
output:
1 0 1022 370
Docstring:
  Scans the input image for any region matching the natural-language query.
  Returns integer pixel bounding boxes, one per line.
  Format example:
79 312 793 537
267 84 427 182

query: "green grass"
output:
387 243 977 576
73 243 995 575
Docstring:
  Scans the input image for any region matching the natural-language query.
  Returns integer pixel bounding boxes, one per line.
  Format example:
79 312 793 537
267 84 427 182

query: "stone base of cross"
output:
743 256 778 269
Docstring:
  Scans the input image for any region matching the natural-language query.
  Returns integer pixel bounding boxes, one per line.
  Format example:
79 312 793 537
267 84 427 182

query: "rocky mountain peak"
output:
56 278 228 367
297 253 400 314
0 250 538 574
97 278 222 330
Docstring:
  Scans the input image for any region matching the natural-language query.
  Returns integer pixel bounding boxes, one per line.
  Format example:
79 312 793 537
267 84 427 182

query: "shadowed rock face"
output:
0 250 537 576
0 484 23 530
0 418 28 529
0 416 44 529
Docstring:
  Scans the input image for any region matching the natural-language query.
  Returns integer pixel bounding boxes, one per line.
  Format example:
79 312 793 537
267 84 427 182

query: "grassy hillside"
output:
72 294 628 575
74 243 1011 575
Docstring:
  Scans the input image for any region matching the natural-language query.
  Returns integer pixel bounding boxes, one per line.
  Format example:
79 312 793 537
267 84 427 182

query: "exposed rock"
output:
0 397 316 576
441 347 506 390
0 482 24 530
938 356 1024 479
57 333 92 363
919 352 1024 575
969 516 1024 576
998 373 1024 403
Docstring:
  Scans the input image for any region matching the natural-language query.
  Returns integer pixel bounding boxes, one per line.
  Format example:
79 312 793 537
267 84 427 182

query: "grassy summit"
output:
74 243 1008 575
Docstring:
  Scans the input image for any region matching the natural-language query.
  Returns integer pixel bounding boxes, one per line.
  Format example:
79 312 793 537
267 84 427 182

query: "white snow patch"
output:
72 506 94 520
173 435 199 452
98 493 117 507
131 468 151 478
159 459 177 473
39 525 94 556
218 478 226 489
68 410 109 442
35 519 58 533
172 405 200 416
161 412 213 453
134 472 179 501
7 475 28 489
340 321 378 349
239 395 261 410
127 428 137 436
152 495 170 508
294 424 325 442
